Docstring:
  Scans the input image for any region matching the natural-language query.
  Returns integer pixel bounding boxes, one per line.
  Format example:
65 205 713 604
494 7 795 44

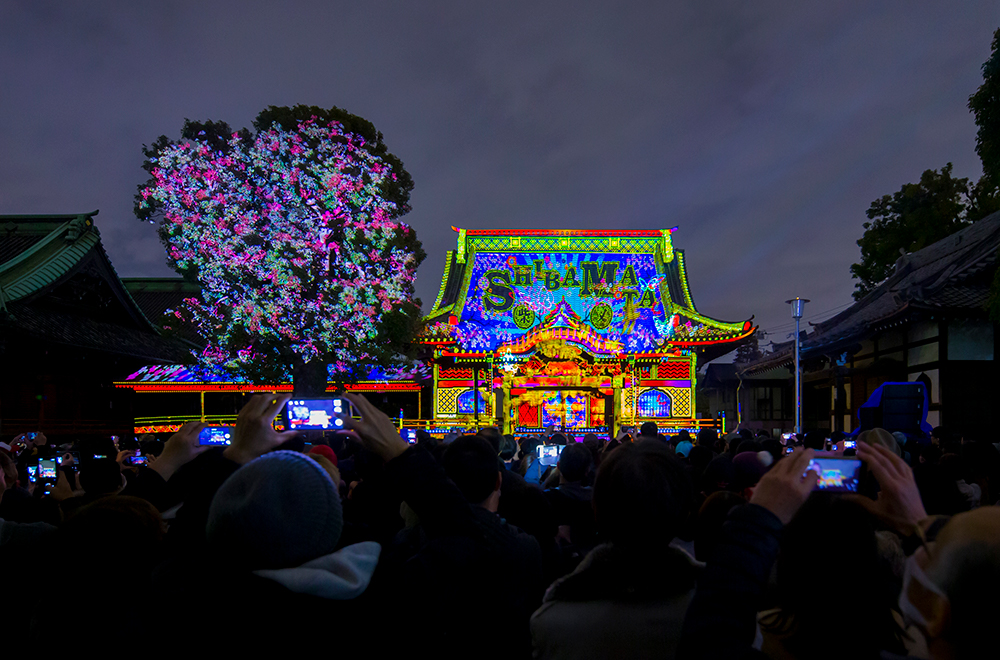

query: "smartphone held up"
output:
805 457 862 493
283 398 352 432
537 444 564 467
198 426 233 446
37 458 58 480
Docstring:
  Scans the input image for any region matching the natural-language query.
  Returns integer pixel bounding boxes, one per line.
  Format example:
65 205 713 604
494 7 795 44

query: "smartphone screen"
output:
784 446 794 455
536 444 563 466
27 432 38 440
27 466 37 483
806 457 862 493
843 440 856 449
283 398 348 431
38 459 57 480
198 426 233 446
405 429 417 444
130 455 148 466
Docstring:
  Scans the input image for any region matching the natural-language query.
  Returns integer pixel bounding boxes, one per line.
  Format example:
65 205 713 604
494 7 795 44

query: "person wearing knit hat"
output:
207 450 379 599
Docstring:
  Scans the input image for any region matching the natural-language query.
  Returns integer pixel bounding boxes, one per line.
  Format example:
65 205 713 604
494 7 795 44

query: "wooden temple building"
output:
6 216 753 438
0 212 191 438
737 211 1000 437
415 228 755 436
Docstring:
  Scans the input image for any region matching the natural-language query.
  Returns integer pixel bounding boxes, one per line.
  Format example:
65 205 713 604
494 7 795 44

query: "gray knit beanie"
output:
206 450 343 570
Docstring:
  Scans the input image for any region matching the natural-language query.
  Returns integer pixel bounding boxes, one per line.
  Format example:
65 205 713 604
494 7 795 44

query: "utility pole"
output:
785 298 809 435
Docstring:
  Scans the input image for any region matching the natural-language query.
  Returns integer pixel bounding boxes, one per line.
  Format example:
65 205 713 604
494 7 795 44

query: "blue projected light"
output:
636 389 672 417
538 391 589 429
457 390 489 414
458 251 671 352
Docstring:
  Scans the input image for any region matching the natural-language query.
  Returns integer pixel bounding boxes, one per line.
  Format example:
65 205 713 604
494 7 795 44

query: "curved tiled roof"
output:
740 210 1000 375
1 213 100 301
422 227 755 359
0 211 193 363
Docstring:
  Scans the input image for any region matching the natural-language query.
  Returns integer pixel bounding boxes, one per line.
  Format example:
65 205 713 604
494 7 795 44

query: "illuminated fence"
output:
133 415 239 434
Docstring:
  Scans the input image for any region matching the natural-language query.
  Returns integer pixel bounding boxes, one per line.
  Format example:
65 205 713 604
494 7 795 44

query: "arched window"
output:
636 389 672 418
458 389 489 414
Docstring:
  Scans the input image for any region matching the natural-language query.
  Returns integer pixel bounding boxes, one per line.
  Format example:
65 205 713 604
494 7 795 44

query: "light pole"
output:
785 297 809 435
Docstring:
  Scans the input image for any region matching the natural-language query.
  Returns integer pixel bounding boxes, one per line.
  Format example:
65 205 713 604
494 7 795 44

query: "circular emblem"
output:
591 303 613 330
513 304 535 329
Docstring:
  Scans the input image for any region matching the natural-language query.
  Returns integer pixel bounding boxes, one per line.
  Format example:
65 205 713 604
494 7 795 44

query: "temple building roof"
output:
422 227 754 361
740 210 1000 376
0 212 193 363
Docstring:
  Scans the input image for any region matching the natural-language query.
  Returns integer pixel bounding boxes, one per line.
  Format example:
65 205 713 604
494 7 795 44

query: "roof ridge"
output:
0 218 76 275
0 210 99 221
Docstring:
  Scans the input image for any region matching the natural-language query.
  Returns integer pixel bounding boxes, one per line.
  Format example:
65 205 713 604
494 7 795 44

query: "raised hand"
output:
749 448 819 524
848 441 928 533
223 393 299 465
150 421 210 481
48 469 82 502
339 393 408 463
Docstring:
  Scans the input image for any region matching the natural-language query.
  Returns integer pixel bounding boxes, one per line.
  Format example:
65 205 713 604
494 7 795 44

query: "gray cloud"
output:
1 0 996 351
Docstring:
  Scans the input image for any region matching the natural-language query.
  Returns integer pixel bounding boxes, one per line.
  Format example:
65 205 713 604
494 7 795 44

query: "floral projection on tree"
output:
135 105 425 390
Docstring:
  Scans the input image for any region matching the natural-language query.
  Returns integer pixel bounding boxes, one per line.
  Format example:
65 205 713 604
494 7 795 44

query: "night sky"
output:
2 1 997 355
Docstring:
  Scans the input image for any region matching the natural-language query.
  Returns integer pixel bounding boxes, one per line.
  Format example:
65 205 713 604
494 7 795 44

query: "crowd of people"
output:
1 397 997 658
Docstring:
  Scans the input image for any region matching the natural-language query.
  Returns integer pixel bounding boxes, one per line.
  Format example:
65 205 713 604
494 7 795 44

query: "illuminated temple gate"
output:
419 228 756 436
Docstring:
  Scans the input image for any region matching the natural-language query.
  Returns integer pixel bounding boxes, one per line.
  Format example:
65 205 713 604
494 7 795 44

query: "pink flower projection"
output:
137 115 421 381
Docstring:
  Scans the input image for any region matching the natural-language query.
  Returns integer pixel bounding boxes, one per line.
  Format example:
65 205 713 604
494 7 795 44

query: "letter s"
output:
483 270 515 312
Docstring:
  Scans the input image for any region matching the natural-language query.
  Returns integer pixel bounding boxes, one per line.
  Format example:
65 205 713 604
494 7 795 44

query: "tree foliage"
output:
734 331 762 365
135 105 425 387
969 29 1000 323
967 28 1000 225
852 29 1000 303
970 29 1000 185
850 164 974 300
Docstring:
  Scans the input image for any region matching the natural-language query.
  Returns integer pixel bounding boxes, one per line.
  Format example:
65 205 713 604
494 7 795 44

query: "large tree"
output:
136 105 425 392
850 163 972 299
969 29 1000 321
970 28 1000 186
852 28 1000 301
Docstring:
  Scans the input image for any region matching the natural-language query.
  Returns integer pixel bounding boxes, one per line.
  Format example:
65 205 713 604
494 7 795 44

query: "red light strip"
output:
345 384 421 392
118 383 295 393
116 382 421 393
457 228 663 237
667 328 756 347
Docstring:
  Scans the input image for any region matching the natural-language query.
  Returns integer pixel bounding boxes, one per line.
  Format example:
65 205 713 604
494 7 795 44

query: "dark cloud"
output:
2 0 996 351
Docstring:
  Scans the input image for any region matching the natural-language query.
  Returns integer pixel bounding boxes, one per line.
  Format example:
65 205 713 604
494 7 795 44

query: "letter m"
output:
580 261 618 297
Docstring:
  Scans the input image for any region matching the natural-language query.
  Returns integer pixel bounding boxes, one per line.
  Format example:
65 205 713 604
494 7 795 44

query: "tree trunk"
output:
291 359 329 396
